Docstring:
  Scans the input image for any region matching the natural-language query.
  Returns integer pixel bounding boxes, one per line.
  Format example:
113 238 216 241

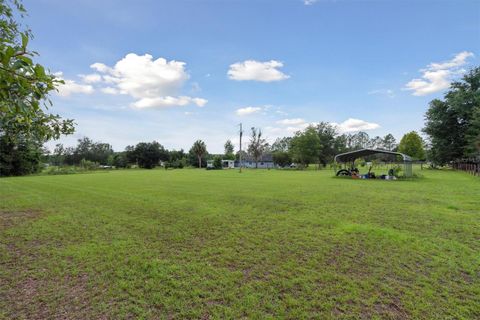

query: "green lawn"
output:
0 168 479 319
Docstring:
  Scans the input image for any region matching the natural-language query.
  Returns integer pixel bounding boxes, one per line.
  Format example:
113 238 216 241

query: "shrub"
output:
165 159 185 169
213 156 222 169
80 159 98 170
45 166 79 175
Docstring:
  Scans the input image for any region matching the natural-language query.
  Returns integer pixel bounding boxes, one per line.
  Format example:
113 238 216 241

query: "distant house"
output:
235 153 275 169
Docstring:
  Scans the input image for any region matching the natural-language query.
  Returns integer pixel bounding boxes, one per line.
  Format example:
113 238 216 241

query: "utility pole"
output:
239 123 243 173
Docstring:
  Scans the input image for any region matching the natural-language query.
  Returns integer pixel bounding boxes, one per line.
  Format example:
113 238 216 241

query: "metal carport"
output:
334 148 413 177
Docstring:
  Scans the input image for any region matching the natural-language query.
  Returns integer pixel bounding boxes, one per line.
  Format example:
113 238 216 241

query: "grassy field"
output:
0 168 479 319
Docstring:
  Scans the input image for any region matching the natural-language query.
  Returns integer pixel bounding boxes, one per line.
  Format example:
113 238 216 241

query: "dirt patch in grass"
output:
0 212 110 319
2 273 107 320
372 295 410 319
0 210 42 229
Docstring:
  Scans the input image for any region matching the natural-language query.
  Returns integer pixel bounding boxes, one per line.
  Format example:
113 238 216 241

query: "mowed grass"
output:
0 168 479 319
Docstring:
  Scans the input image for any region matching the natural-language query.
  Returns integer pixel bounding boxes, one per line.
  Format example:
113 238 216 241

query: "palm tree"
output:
191 140 207 168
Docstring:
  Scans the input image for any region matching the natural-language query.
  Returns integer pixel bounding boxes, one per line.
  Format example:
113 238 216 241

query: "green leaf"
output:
2 47 15 66
34 64 45 77
21 33 28 49
18 55 33 66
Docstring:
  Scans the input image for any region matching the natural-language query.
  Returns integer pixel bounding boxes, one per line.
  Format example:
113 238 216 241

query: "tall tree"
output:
0 0 74 176
124 145 137 165
424 67 480 164
466 107 480 155
224 140 235 160
110 152 128 168
271 137 291 152
382 134 397 151
315 122 337 166
350 132 370 149
369 136 383 149
51 143 65 166
0 133 42 176
126 141 167 169
398 131 425 159
334 134 349 153
289 126 321 167
247 127 268 168
271 137 292 167
272 151 291 167
190 140 207 168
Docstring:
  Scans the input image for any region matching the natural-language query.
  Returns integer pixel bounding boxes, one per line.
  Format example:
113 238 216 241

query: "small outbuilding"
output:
222 160 235 169
334 148 413 178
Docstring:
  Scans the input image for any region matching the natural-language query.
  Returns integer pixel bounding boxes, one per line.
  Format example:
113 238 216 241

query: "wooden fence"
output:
452 159 480 176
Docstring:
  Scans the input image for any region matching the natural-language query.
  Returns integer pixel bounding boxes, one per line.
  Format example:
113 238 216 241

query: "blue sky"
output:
24 0 479 153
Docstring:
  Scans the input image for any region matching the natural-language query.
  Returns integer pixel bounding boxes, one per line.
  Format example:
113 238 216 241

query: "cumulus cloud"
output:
235 106 263 116
90 63 112 73
404 51 474 96
304 0 318 5
276 118 307 126
228 60 289 82
133 96 207 109
427 51 474 71
90 53 207 108
79 73 102 83
55 72 94 97
101 87 119 95
332 118 380 133
274 118 312 135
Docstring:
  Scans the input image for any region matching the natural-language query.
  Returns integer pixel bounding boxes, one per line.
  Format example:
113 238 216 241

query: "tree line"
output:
43 138 228 170
37 127 408 172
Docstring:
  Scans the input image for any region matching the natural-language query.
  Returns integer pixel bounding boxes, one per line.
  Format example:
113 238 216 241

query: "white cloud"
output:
235 106 262 116
427 51 474 71
332 118 380 133
79 73 102 83
57 80 94 97
404 51 474 96
192 98 208 107
101 87 119 95
54 72 94 97
285 126 305 133
263 122 314 143
91 53 207 108
274 118 311 135
90 62 112 73
368 89 395 98
228 60 289 82
276 118 307 126
133 96 207 109
304 0 318 5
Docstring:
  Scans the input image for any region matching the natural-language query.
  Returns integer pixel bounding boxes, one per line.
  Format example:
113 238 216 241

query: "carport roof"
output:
334 148 412 163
